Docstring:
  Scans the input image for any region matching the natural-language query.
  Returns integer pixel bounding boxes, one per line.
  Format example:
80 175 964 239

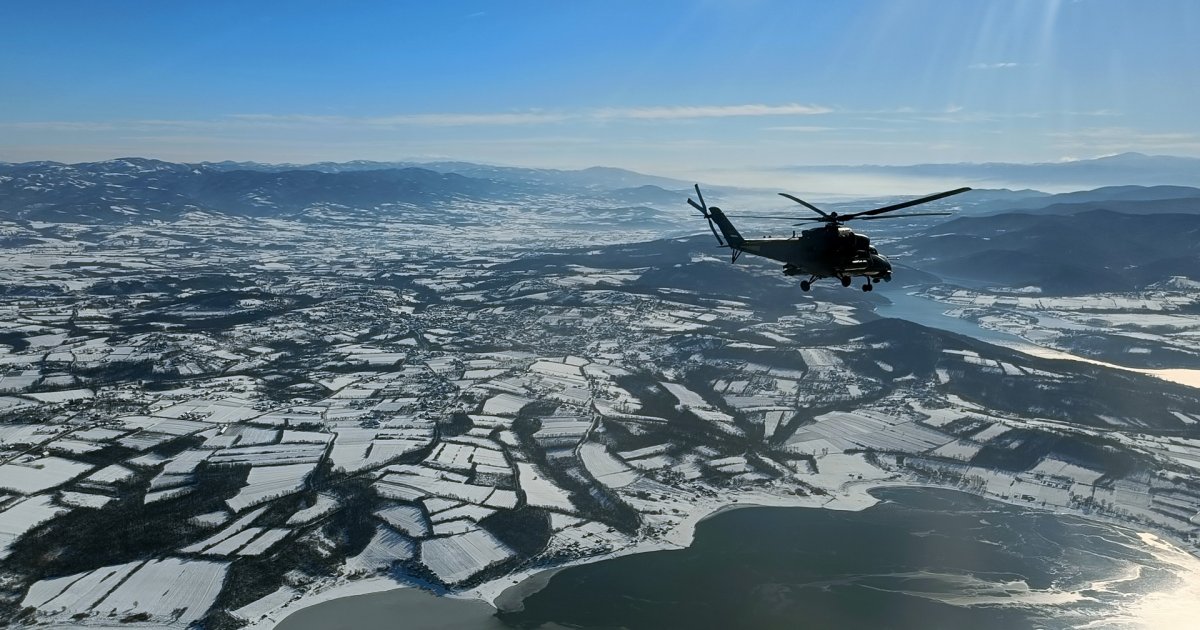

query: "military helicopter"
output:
687 185 971 291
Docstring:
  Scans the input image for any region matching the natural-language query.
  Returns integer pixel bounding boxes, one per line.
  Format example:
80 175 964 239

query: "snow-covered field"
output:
0 456 94 494
3 195 1200 630
26 557 228 626
580 443 640 489
0 495 66 557
226 463 317 512
420 528 514 585
375 504 430 537
516 462 575 511
345 526 415 574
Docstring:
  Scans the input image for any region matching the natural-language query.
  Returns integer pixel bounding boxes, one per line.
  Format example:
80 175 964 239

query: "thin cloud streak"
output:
230 112 572 127
1 102 836 134
239 103 834 126
2 104 1122 137
596 103 833 119
2 121 122 132
762 126 840 132
1046 127 1200 152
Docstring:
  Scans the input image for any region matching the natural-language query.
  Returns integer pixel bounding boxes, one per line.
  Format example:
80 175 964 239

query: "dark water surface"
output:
280 488 1187 630
500 488 1179 630
275 586 511 630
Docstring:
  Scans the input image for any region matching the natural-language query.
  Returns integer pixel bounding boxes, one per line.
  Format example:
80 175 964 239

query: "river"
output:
876 288 1200 388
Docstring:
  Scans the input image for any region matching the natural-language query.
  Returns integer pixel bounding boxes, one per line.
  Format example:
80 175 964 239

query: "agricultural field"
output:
1 203 1199 628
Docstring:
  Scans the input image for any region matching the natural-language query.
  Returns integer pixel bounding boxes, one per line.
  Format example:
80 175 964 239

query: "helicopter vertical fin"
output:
706 207 744 249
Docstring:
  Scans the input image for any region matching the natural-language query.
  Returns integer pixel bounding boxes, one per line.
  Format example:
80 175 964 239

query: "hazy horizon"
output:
3 0 1198 186
6 151 1194 198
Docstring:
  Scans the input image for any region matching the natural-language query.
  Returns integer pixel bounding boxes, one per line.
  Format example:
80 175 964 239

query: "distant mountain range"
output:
2 156 1198 294
0 158 697 223
200 159 696 191
902 207 1200 293
779 153 1200 190
955 184 1200 216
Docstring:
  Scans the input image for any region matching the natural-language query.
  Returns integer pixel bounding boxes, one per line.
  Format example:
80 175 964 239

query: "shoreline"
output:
261 476 1200 629
246 576 417 629
477 486 856 611
474 464 908 609
878 289 1200 390
478 478 1200 612
994 339 1200 389
262 482 871 628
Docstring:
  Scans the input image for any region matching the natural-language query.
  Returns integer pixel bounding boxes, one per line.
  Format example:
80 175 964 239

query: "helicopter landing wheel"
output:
800 280 811 292
862 282 873 292
840 276 851 288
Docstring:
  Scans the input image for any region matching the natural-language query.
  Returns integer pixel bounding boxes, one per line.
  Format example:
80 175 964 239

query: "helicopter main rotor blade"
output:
855 212 954 221
778 192 829 218
725 214 808 220
841 187 972 219
687 198 707 214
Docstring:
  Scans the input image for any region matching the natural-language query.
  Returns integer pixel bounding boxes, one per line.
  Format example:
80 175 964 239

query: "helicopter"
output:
687 185 971 292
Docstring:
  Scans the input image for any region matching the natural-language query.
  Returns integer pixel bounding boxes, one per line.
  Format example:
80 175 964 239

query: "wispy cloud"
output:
762 125 839 132
230 112 571 127
5 103 1129 146
2 121 122 132
595 103 832 120
968 62 1021 69
1047 127 1196 141
2 102 834 134
1046 127 1200 151
357 102 834 125
370 112 572 126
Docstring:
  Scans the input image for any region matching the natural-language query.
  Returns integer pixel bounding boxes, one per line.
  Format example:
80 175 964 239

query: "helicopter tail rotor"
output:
688 184 726 247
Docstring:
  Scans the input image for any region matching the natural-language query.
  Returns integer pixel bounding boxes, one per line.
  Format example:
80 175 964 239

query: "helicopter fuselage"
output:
737 225 892 280
708 207 892 289
688 184 968 292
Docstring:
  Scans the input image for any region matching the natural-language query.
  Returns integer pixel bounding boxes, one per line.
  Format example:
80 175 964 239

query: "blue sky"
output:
2 0 1198 183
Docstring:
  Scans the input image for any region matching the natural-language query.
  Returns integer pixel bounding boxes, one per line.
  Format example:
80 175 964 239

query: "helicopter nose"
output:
877 255 893 281
870 253 892 280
